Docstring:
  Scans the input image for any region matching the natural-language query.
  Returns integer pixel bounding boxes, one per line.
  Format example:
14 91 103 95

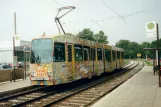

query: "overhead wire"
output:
53 0 161 43
72 8 107 32
53 0 161 22
52 0 107 33
100 0 127 24
104 5 161 20
52 0 64 6
123 6 161 19
99 0 136 40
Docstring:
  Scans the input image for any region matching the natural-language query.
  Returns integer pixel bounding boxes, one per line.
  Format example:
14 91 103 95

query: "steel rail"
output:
12 91 57 107
0 85 50 102
2 61 136 107
42 61 140 107
85 62 144 107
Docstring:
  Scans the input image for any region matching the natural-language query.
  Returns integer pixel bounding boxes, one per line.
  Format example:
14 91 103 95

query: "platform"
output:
0 78 31 93
91 65 161 107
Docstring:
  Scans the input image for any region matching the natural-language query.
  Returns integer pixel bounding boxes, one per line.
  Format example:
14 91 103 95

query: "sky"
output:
0 0 161 45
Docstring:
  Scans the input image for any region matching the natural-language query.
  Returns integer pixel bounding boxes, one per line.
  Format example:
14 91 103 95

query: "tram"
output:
30 35 124 85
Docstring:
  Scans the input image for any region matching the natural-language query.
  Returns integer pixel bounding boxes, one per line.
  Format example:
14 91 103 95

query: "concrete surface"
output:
91 66 161 107
0 78 31 93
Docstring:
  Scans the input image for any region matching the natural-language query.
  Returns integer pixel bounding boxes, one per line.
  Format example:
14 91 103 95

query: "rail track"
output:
0 61 144 107
0 86 44 99
0 85 54 106
42 61 143 107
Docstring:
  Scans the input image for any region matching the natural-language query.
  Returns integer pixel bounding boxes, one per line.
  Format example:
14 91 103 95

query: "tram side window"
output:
105 49 111 62
97 48 102 60
54 42 65 62
83 46 90 61
68 45 72 62
91 48 96 60
112 51 115 61
74 45 83 61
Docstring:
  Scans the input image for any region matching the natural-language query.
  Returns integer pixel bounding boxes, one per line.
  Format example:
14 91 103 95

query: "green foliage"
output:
115 39 161 59
77 28 95 41
94 30 108 44
77 28 108 44
76 28 161 59
115 40 131 58
143 59 153 66
125 59 130 65
66 33 75 36
140 42 151 58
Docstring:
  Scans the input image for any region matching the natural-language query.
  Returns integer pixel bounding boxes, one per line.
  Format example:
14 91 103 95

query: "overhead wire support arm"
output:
55 18 65 34
55 6 75 35
55 20 60 34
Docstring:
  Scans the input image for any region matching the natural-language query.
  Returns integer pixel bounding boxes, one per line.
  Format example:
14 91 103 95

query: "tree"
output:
115 40 131 58
149 39 161 58
77 29 161 59
116 40 142 59
66 33 75 36
94 30 108 44
77 28 95 41
77 28 108 44
140 42 151 58
130 42 140 58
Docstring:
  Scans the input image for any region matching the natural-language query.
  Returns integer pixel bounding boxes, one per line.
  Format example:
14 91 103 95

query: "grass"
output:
125 59 153 66
136 59 153 66
143 59 153 66
124 59 130 65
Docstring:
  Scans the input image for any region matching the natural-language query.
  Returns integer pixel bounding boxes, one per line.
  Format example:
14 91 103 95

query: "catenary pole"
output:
13 12 16 82
156 23 161 87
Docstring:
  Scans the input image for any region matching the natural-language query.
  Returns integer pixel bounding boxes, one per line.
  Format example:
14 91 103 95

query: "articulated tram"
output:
30 35 124 85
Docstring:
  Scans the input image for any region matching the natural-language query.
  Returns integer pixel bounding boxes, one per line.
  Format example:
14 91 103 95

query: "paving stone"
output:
91 66 160 107
0 78 30 93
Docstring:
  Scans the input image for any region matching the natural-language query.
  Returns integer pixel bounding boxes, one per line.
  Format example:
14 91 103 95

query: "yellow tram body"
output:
30 35 124 85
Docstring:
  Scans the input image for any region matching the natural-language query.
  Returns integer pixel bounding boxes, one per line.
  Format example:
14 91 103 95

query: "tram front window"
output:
31 39 53 64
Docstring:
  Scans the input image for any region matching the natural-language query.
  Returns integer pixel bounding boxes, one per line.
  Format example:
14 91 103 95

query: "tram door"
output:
67 44 73 81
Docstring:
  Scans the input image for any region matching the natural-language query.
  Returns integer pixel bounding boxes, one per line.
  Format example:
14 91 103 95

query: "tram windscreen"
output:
31 38 53 63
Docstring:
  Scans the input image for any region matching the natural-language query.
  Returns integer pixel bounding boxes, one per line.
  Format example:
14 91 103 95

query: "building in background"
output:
0 40 30 64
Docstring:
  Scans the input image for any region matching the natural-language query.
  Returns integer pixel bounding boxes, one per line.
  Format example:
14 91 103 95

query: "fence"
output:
0 68 25 82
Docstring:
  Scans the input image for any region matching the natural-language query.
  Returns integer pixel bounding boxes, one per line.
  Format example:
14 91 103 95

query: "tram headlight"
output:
31 72 35 77
47 71 53 77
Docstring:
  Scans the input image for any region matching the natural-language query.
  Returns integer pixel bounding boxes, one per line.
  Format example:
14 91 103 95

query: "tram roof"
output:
32 34 123 51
